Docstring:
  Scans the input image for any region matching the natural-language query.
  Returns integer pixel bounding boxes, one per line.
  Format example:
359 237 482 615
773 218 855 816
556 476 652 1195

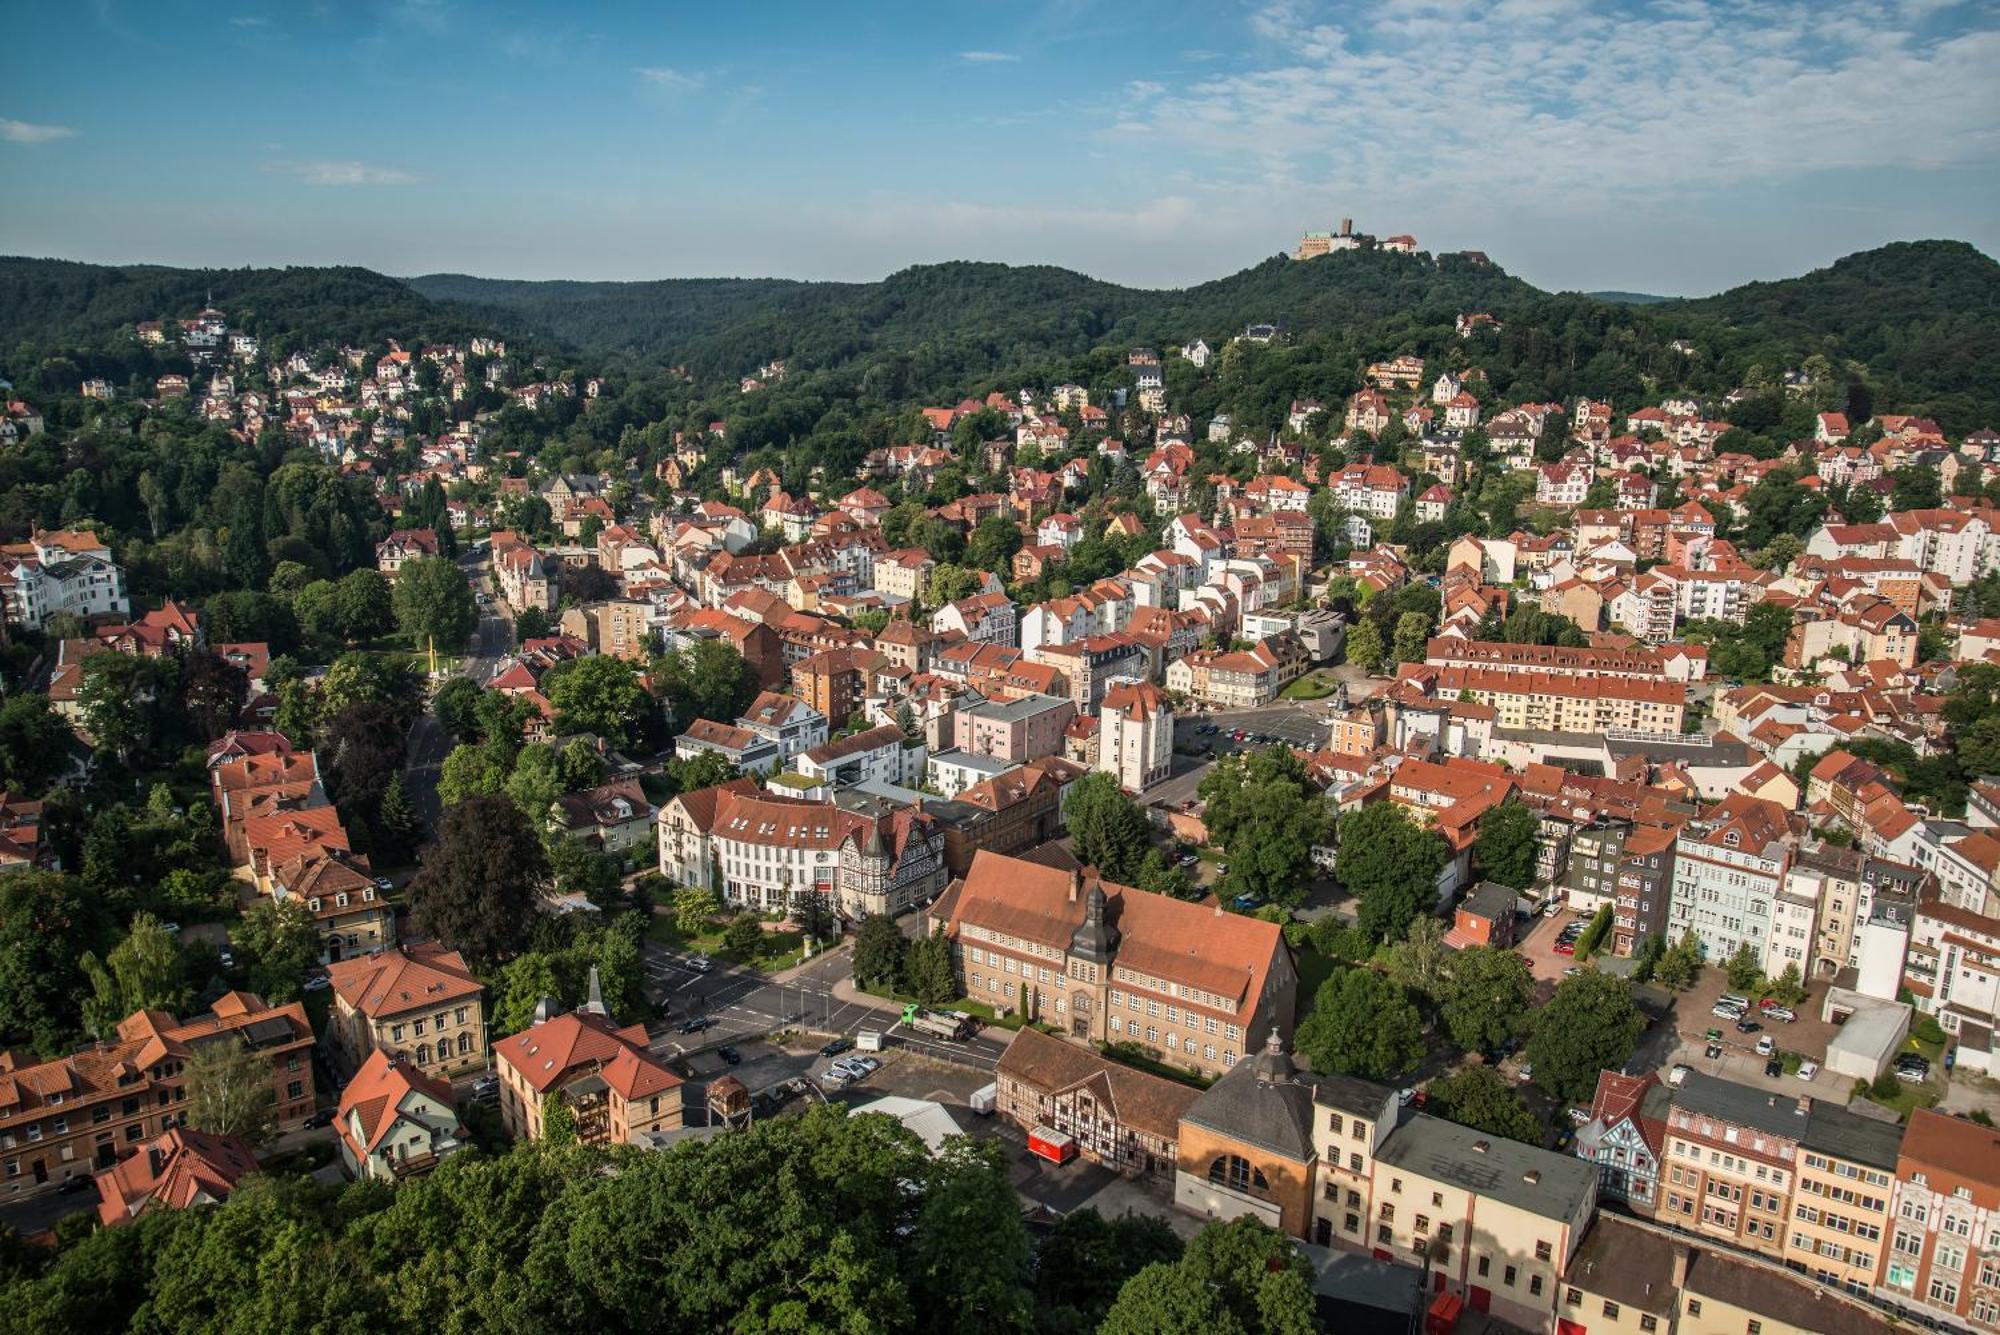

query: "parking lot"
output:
1514 906 1590 988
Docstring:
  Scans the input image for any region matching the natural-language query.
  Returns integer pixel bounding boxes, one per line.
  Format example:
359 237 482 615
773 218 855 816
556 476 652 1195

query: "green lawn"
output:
1861 1078 1942 1121
647 914 807 973
1280 672 1338 701
1294 945 1341 1009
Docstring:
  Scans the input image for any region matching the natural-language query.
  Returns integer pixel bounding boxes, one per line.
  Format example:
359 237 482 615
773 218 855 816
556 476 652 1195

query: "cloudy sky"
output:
4 0 1995 295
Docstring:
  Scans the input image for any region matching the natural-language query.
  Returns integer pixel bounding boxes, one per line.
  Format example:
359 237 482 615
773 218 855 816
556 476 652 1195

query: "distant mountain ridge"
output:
1 239 1994 429
1586 290 1674 305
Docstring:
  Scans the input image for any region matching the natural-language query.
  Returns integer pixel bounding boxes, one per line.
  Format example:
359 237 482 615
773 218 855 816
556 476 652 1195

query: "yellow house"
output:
1563 1214 1896 1335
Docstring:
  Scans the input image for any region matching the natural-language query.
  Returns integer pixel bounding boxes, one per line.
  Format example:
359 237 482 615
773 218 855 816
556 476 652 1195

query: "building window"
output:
1477 1256 1489 1278
1207 1155 1267 1195
1686 1300 1701 1316
1503 1265 1516 1287
1603 1301 1620 1320
1565 1289 1582 1307
1529 1276 1543 1297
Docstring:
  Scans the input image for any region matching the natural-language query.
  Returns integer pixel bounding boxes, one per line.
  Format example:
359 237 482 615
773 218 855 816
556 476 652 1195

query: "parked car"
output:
302 974 332 993
1718 994 1751 1011
1552 940 1576 957
1735 1018 1761 1034
1755 1035 1776 1057
302 1108 336 1129
677 1016 716 1035
716 1045 742 1066
1542 901 1565 918
56 1175 94 1195
216 946 235 968
1231 894 1264 912
1895 1054 1931 1081
1796 1061 1819 1082
1516 1063 1533 1084
850 1056 880 1075
1711 1002 1745 1019
1764 1058 1784 1078
819 1038 853 1058
687 955 714 974
1763 1005 1796 1023
820 1066 856 1085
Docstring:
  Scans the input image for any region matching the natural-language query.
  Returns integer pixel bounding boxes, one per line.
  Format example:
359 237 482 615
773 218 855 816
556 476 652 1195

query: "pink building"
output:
950 692 1076 763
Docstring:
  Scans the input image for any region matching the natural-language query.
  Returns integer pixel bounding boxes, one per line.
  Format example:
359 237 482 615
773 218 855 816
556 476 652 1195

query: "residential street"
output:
403 549 513 830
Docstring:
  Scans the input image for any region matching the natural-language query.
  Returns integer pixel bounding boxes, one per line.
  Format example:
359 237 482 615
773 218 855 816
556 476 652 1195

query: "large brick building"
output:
933 851 1296 1080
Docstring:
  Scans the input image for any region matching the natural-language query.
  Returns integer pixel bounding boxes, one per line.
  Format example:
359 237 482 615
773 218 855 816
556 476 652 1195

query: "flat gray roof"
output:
1375 1113 1596 1223
959 692 1070 724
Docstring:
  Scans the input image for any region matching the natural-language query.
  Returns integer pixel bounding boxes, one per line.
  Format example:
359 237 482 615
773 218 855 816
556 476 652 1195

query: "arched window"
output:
457 1033 472 1055
415 1043 431 1066
1207 1154 1268 1194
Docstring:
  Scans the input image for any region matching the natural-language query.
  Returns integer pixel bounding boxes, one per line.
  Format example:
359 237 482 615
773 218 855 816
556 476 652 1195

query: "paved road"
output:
643 943 1010 1072
404 550 513 830
1147 700 1349 808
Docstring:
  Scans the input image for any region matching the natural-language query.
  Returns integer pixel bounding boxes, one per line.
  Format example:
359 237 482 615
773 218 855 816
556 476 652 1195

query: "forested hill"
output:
408 250 1541 377
3 239 1996 429
0 258 509 359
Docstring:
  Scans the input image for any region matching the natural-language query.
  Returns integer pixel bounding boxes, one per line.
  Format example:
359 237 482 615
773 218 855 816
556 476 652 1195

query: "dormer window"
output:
308 897 322 912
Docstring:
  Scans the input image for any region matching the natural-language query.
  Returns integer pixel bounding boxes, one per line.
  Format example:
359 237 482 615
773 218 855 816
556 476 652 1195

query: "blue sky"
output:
3 0 1995 295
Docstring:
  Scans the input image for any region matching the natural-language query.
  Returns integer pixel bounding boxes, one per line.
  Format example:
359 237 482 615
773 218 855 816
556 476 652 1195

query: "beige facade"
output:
1782 1107 1898 1294
325 944 489 1082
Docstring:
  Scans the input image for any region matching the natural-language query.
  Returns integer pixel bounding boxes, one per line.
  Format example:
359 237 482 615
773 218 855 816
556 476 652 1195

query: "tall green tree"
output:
1435 945 1534 1054
407 795 551 965
1472 800 1540 889
1294 967 1424 1080
236 898 320 1003
1337 803 1447 941
184 1036 278 1143
80 913 190 1038
851 913 908 991
1198 747 1332 908
544 655 649 745
392 555 479 655
1525 970 1645 1102
902 932 958 1006
1064 772 1151 882
1426 1066 1541 1143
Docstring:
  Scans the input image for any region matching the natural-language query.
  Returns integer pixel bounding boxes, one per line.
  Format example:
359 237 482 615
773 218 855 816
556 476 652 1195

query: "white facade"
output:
1097 681 1173 793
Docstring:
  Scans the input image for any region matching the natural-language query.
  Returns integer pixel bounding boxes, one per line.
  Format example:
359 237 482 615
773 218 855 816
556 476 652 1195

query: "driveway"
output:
1516 908 1590 987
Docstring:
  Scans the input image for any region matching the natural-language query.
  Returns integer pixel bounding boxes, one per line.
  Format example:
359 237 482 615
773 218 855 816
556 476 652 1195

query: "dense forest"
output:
4 239 1996 431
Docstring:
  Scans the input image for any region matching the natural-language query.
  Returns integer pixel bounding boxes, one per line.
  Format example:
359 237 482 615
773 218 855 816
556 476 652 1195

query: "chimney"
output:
1671 1246 1692 1294
1522 1170 1540 1185
1068 869 1082 903
147 1148 164 1179
1473 1140 1490 1154
1796 1096 1811 1116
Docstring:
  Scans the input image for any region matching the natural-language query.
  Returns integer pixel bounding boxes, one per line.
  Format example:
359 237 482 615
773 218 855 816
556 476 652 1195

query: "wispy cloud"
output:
1 119 77 144
635 65 705 90
1111 1 2000 203
229 15 267 27
959 50 1021 62
269 159 422 186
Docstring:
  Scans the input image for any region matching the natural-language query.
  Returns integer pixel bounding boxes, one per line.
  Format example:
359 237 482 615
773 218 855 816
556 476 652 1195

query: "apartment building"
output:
657 780 945 918
1036 632 1149 712
558 600 652 661
1659 1072 1803 1260
950 692 1075 764
1881 1109 2000 1329
795 724 923 790
1565 1215 1899 1335
1165 633 1305 709
1565 820 1678 956
936 851 1296 1080
1575 1070 1669 1213
735 690 828 760
1097 679 1173 793
1784 844 1927 981
490 530 555 612
1668 795 1797 968
270 849 396 963
926 758 1072 876
1373 1115 1598 1332
0 992 314 1198
1906 895 2000 1076
1423 638 1678 682
1416 665 1688 734
0 530 129 630
1784 1102 1900 1295
323 943 489 1081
